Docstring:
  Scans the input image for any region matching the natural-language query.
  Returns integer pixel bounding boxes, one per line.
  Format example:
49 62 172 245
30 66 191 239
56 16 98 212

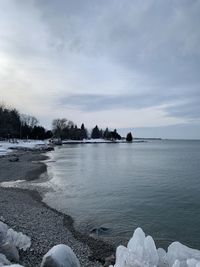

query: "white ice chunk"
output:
157 248 168 267
167 242 200 267
113 246 129 267
0 253 11 266
110 228 200 267
128 228 145 253
111 228 159 267
186 259 198 267
41 244 80 267
0 223 8 245
172 260 180 267
6 229 31 251
0 242 19 262
144 235 159 266
0 221 31 252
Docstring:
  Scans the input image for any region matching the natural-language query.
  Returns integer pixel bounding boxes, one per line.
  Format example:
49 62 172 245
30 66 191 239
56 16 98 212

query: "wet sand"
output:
0 151 114 267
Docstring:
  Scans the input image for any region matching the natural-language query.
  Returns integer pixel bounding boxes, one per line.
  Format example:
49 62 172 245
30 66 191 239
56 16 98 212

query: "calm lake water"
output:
44 140 200 249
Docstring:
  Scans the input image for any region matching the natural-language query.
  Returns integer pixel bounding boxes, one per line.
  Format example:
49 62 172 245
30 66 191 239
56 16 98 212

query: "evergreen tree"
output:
99 129 103 139
0 105 20 138
81 123 88 139
21 124 31 139
111 129 121 140
91 125 100 139
31 126 46 140
103 127 109 139
126 132 133 142
45 130 53 139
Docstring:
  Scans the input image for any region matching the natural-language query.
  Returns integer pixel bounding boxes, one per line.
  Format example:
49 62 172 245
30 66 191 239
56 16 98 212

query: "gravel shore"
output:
0 151 114 267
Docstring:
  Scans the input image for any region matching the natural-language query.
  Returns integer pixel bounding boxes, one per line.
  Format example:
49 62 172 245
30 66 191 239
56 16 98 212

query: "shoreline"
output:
0 150 115 266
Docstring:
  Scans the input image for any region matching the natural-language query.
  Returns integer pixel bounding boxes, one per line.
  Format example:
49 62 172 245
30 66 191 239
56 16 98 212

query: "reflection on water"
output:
43 140 200 249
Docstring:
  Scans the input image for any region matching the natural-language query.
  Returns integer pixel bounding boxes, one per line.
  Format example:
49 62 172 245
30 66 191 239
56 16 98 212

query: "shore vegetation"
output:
0 104 133 142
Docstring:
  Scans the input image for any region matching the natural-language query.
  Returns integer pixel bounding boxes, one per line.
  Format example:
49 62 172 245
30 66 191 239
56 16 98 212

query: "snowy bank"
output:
62 138 121 144
110 228 200 267
0 140 51 156
62 138 145 144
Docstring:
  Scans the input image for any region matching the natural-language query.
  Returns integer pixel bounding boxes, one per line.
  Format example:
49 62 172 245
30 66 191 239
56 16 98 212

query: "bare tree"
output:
20 114 38 127
52 118 68 138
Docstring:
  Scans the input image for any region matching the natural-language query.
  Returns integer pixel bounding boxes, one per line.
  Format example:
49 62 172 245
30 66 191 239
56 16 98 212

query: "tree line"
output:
0 104 52 140
0 104 133 141
51 119 124 141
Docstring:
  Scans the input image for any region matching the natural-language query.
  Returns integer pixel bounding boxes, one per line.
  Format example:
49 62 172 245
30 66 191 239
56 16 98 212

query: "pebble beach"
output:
0 150 114 267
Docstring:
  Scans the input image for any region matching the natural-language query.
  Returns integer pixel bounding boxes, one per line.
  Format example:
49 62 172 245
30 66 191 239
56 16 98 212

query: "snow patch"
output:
0 140 49 156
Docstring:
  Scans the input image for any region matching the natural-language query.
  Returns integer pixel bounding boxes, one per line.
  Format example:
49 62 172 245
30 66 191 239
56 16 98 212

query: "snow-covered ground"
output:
0 140 49 156
62 138 126 144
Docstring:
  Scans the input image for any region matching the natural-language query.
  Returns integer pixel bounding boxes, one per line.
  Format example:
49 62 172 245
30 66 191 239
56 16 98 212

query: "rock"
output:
104 254 115 266
41 244 80 267
90 227 110 236
9 157 19 162
0 242 19 262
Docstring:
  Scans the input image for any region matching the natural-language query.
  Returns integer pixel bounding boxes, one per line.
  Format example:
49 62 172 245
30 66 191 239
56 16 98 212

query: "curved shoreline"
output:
0 150 115 266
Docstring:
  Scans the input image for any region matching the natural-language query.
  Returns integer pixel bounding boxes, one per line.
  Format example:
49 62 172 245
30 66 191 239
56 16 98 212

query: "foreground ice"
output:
0 221 31 266
41 244 80 267
110 228 200 267
0 222 31 251
0 253 10 266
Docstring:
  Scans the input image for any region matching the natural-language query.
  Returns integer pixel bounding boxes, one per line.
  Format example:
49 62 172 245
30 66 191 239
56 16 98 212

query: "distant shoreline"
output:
62 139 147 144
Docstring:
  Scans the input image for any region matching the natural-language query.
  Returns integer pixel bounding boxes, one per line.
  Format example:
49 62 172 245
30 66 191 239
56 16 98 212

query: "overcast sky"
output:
0 0 200 138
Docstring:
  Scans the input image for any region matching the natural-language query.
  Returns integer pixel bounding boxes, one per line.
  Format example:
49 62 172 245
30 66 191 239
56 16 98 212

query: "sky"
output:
0 0 200 139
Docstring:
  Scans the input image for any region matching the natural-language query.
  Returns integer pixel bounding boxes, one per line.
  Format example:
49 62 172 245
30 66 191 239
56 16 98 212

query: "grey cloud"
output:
165 99 200 119
60 93 160 111
1 0 200 134
34 0 200 85
8 0 200 89
60 86 200 121
121 123 200 139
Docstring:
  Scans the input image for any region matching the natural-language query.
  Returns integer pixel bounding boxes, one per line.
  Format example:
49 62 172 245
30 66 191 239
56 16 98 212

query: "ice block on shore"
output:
110 228 200 267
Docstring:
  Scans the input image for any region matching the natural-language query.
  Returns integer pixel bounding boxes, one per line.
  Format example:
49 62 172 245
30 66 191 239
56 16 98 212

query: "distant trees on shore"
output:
52 120 122 141
52 119 88 140
126 132 133 142
91 126 121 140
0 104 52 140
0 105 21 138
0 104 133 141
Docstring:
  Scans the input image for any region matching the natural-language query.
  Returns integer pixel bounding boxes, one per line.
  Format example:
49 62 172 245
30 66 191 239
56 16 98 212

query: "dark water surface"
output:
44 140 200 249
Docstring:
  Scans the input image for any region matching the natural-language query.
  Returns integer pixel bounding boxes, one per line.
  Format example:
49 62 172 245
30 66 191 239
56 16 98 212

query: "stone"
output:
41 244 80 267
